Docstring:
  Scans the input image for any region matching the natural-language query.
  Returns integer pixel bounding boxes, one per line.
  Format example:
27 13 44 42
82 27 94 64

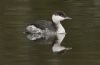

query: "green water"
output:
0 0 100 65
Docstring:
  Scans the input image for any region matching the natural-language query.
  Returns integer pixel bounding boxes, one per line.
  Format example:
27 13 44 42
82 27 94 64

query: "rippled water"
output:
0 0 100 65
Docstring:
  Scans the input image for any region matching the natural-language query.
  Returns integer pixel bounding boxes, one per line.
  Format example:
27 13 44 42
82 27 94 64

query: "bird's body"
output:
30 20 57 31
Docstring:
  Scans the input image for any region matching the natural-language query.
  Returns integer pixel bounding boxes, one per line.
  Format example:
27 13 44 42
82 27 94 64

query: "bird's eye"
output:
55 11 66 17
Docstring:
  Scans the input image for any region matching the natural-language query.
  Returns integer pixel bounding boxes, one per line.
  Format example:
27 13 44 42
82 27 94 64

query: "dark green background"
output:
0 0 100 65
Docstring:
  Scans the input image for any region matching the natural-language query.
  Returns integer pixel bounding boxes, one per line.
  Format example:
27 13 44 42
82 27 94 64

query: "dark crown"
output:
54 11 66 17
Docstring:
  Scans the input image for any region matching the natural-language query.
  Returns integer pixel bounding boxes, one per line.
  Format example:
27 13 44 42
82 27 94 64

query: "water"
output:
0 0 100 65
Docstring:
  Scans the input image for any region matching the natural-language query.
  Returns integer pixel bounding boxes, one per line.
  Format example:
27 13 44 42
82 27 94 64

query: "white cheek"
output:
58 16 65 21
55 16 63 21
52 15 65 22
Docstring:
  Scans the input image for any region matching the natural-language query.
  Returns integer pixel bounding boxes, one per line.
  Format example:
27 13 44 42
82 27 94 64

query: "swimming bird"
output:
26 11 72 34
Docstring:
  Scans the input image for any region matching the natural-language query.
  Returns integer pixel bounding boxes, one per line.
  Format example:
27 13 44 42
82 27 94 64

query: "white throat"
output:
56 23 65 33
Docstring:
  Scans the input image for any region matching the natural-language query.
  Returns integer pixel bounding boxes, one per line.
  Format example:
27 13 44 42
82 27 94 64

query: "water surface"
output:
0 0 100 65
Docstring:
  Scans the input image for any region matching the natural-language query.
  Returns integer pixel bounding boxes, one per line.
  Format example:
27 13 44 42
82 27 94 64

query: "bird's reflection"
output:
25 33 72 55
52 34 72 55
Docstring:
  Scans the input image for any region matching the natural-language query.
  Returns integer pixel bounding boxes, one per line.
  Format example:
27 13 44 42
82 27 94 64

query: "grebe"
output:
26 11 72 34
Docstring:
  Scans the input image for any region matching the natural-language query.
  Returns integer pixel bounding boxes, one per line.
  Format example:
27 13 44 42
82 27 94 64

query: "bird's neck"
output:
56 22 65 33
52 19 65 33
